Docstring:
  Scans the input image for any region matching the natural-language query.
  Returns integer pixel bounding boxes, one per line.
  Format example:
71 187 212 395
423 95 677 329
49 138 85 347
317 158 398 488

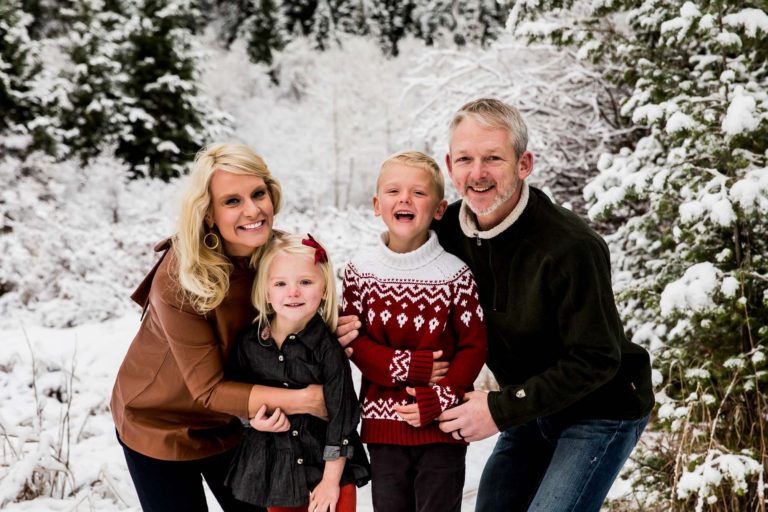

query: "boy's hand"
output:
308 478 340 512
336 314 361 355
394 387 422 427
429 350 450 384
249 405 290 432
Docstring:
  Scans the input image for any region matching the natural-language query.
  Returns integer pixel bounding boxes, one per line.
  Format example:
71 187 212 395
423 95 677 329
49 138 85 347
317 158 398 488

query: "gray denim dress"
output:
224 314 370 507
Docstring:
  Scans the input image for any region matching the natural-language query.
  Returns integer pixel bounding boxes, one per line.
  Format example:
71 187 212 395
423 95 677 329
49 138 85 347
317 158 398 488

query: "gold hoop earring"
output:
203 232 220 250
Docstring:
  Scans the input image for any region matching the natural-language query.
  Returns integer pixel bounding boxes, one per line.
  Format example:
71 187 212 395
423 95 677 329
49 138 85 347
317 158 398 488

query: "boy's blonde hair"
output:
251 233 339 333
377 151 445 199
176 143 283 314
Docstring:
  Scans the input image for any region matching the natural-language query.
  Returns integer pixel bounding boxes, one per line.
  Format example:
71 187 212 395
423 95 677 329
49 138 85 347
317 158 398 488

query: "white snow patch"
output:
730 168 768 213
709 197 736 226
660 262 721 316
665 111 696 133
722 92 758 136
720 276 740 298
723 8 768 38
157 141 180 153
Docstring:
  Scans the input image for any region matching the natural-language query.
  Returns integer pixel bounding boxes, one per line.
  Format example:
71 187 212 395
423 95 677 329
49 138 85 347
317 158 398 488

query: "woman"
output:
111 143 326 512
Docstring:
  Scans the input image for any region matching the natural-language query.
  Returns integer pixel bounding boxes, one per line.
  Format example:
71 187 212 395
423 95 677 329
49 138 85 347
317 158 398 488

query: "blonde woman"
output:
111 143 326 512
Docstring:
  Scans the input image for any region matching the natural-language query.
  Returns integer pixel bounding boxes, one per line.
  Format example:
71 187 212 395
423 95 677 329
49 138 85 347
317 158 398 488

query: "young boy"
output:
342 151 487 512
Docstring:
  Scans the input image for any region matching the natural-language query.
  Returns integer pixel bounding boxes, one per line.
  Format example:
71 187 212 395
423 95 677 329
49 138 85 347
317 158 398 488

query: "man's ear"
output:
372 195 381 217
518 151 534 180
445 153 453 176
433 199 449 221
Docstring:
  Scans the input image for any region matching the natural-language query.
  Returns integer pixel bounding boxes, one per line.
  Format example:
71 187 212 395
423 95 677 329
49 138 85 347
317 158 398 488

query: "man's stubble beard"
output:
464 177 519 218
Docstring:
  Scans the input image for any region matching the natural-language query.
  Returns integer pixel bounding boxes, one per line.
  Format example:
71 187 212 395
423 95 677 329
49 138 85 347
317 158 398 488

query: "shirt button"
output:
289 335 296 340
292 430 299 437
283 382 289 387
342 439 348 445
278 355 284 362
297 458 303 465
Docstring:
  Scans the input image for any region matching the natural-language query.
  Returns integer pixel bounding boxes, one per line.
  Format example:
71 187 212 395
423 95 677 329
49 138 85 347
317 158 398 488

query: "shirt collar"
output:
260 313 328 350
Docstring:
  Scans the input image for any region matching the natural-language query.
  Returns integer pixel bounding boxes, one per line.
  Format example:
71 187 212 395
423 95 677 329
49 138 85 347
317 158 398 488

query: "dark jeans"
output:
118 433 265 512
369 443 467 512
476 414 650 512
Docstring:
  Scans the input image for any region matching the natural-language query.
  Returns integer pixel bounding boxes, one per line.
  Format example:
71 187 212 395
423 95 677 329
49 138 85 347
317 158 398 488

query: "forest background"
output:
1 0 766 510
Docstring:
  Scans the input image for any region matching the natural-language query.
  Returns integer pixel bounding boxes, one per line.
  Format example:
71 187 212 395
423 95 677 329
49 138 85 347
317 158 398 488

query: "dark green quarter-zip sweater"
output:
433 184 654 431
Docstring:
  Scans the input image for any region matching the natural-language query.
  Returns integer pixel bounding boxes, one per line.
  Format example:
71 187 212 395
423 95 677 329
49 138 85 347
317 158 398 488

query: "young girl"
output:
225 233 370 512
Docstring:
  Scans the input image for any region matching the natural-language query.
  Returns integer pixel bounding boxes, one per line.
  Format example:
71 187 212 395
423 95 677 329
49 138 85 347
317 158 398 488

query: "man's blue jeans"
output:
475 414 649 512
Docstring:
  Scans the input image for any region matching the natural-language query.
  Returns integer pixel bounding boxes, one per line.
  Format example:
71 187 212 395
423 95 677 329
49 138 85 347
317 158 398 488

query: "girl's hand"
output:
429 350 450 384
308 478 340 512
249 405 290 432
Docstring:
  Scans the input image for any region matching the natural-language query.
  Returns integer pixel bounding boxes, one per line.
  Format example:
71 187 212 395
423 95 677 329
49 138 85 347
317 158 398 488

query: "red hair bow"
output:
302 234 328 265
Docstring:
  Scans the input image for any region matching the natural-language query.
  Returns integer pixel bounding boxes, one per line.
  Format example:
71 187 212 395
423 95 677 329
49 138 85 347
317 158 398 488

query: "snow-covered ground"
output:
0 314 496 511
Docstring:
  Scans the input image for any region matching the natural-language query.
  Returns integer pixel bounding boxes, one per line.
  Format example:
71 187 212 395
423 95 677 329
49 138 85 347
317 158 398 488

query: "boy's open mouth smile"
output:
394 211 415 220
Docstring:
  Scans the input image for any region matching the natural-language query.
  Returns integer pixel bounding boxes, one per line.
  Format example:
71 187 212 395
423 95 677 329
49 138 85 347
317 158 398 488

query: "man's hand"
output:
438 390 499 442
429 350 449 384
249 405 290 432
394 387 421 427
336 314 361 356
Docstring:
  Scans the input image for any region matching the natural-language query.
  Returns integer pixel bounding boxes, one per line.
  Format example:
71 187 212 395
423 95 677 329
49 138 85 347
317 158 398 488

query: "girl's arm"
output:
308 458 345 512
248 384 327 419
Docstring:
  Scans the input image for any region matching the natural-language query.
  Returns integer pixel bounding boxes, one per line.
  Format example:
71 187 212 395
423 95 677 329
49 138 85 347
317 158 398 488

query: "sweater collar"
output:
458 181 530 239
376 230 444 270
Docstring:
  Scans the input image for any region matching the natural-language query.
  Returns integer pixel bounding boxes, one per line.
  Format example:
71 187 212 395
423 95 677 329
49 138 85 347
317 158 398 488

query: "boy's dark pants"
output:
368 443 467 512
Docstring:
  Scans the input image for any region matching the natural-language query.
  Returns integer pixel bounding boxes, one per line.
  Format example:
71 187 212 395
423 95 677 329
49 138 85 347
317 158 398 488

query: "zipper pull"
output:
476 234 481 246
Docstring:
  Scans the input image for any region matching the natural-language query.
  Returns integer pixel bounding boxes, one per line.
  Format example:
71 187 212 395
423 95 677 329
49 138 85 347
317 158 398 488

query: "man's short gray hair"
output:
449 98 529 158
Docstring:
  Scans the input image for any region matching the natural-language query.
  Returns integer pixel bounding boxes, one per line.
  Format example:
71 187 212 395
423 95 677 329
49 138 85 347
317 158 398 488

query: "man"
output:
431 98 655 511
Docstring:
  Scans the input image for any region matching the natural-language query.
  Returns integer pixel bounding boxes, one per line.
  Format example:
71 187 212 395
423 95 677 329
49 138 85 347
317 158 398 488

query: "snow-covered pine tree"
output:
510 1 768 509
116 0 230 180
243 0 286 65
368 0 417 57
58 0 131 162
0 0 56 155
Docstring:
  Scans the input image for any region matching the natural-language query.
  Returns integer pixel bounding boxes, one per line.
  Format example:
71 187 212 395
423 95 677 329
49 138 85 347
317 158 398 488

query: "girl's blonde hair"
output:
176 143 283 314
252 233 339 333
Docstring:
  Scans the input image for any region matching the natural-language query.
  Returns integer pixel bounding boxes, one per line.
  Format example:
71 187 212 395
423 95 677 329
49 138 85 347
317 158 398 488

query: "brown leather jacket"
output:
111 239 256 461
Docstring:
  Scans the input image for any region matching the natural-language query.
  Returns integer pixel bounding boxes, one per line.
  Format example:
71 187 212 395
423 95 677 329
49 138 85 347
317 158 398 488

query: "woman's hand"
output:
303 384 329 421
308 478 340 512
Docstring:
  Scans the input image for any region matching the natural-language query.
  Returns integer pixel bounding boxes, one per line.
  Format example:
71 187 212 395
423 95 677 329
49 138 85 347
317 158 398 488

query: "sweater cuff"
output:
407 350 433 386
415 387 442 426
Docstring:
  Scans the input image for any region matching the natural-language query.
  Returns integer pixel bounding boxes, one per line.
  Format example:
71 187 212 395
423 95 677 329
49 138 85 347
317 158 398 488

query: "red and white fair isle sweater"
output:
343 231 487 446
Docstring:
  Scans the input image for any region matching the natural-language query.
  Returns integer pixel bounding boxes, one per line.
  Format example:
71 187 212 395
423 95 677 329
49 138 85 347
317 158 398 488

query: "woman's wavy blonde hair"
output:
252 233 339 334
176 143 282 314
